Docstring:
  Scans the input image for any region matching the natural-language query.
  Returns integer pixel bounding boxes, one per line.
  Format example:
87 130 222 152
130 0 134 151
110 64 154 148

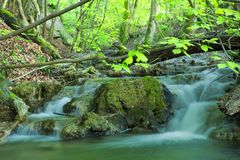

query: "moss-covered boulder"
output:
63 95 94 115
0 95 29 142
31 119 55 135
209 123 240 141
11 81 62 112
60 112 117 140
93 76 173 132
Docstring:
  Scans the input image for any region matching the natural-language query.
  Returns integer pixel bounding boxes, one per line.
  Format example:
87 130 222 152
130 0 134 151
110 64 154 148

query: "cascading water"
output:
162 69 233 135
3 53 240 160
7 67 235 143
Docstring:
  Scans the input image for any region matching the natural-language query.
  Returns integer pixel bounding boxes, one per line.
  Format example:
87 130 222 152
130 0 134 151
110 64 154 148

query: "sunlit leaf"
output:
172 49 182 54
124 57 133 65
201 45 210 52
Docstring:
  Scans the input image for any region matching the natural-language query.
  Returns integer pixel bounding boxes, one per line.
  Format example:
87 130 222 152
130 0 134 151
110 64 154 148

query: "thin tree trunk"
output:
3 0 9 8
128 0 139 34
49 0 61 41
144 0 157 45
42 0 48 37
17 0 29 26
119 0 130 44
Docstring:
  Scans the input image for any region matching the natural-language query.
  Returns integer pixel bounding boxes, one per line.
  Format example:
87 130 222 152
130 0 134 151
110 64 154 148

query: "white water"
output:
29 97 72 119
160 69 233 137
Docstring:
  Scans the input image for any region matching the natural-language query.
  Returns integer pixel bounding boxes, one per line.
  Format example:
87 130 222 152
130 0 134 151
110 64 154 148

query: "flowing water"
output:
1 68 240 160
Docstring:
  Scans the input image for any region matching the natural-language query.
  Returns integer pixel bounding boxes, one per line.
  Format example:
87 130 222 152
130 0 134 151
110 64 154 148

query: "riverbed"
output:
1 133 240 160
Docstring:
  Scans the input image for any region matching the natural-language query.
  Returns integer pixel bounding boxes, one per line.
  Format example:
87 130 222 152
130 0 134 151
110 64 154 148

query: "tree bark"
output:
42 0 48 37
144 0 157 45
49 0 60 41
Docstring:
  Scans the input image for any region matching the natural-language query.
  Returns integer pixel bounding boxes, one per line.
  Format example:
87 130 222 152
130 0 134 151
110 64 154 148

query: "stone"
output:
63 95 94 116
218 85 240 117
209 123 240 141
93 76 173 132
11 81 62 112
31 119 55 135
60 112 117 140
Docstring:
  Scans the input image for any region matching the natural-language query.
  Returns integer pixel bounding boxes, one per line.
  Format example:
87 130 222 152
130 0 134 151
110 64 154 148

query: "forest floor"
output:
0 18 54 82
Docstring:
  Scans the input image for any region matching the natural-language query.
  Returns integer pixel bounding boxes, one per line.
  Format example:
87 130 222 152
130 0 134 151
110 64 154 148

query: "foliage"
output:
112 50 149 72
2 0 240 73
160 37 194 56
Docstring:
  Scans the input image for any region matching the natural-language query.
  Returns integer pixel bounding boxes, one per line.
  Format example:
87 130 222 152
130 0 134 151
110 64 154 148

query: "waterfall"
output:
7 68 234 143
164 69 233 134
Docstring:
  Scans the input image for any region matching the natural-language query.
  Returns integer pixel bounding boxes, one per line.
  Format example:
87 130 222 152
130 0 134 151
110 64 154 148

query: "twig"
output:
10 66 48 81
217 33 233 61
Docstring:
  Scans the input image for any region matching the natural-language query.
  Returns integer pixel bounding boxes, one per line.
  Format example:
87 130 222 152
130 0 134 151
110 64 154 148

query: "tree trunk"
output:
119 0 130 44
0 0 92 41
49 0 60 41
42 0 48 37
144 0 157 45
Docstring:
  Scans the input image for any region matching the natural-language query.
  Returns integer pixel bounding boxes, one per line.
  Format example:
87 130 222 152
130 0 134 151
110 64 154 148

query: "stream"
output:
1 68 240 160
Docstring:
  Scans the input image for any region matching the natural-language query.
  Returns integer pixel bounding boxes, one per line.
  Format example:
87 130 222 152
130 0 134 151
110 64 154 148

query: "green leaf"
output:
216 16 225 25
183 45 188 50
135 52 148 63
176 16 184 22
135 63 150 69
201 45 209 52
203 38 218 44
122 65 131 73
217 63 227 69
124 57 133 65
183 50 191 57
96 52 106 58
210 56 222 60
128 50 138 57
172 49 182 54
226 61 240 73
215 8 224 15
112 64 131 73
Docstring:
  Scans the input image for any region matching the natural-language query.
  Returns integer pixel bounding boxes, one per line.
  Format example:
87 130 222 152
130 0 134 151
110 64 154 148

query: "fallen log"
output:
144 35 240 62
0 54 128 70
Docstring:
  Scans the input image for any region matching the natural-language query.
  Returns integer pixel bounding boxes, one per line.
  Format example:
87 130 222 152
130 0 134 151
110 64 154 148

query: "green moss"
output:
95 76 165 114
60 112 117 140
34 34 61 59
0 29 11 35
93 76 172 131
11 81 62 112
83 112 117 132
33 119 55 135
0 9 15 19
61 123 85 140
0 9 19 30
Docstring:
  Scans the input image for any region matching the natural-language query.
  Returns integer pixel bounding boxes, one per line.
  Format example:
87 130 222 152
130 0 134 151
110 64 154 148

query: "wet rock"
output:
0 96 28 122
11 81 62 112
63 95 94 115
209 123 240 141
0 95 28 142
32 119 55 135
60 112 117 140
0 103 16 122
218 85 240 117
206 107 225 127
0 122 18 143
93 76 173 132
